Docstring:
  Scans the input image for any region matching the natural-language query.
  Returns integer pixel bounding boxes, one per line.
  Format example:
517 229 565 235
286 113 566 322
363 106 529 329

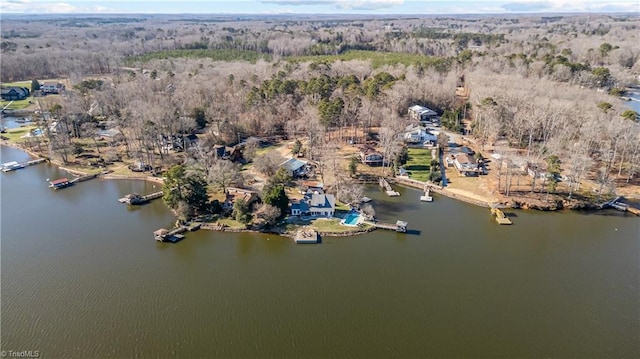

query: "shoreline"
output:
1 142 383 238
3 142 636 240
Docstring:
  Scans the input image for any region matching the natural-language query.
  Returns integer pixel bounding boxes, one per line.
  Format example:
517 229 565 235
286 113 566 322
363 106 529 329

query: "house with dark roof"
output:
1 87 29 101
290 191 335 217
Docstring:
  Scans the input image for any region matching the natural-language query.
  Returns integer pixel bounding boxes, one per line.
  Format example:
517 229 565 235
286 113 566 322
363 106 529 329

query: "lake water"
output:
1 145 639 358
626 87 640 115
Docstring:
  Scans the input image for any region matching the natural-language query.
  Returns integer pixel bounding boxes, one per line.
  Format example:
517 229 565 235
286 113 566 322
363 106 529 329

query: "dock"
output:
608 199 640 216
154 226 188 243
491 208 512 225
1 158 46 172
153 222 202 243
379 177 400 197
295 228 320 244
366 220 408 233
119 191 163 205
420 186 433 202
49 177 73 190
69 173 98 184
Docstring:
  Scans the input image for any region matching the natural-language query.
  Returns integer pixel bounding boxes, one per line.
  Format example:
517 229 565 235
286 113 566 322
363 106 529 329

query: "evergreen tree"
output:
31 79 40 92
262 184 289 217
163 165 210 216
233 199 252 224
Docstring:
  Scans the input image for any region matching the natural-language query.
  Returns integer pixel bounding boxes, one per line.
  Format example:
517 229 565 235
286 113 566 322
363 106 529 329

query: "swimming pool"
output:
341 212 360 227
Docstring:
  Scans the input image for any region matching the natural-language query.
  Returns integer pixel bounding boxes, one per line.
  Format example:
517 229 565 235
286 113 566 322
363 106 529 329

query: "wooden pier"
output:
608 199 640 216
366 220 408 233
154 226 188 243
1 158 46 172
420 185 433 202
69 173 99 184
379 177 400 197
119 191 163 205
491 208 512 225
153 222 201 243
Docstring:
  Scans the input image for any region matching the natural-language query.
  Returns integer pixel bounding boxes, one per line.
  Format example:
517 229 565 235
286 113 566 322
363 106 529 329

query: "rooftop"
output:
280 157 307 172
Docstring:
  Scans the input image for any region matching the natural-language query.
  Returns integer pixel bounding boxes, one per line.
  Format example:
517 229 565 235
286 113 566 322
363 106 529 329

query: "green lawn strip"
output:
309 218 362 232
3 126 37 143
216 218 246 229
2 81 31 88
125 49 271 64
405 147 433 182
1 98 34 110
287 50 451 70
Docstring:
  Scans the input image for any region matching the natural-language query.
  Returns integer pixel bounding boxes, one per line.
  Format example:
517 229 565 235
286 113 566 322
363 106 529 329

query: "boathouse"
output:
49 178 72 190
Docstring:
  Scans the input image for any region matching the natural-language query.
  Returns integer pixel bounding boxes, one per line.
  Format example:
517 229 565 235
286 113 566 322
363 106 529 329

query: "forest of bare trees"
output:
2 12 639 199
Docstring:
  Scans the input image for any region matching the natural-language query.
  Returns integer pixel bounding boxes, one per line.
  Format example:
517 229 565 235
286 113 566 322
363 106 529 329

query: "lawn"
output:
1 97 34 110
404 148 433 182
216 218 246 229
254 144 277 156
309 218 370 232
3 81 31 88
125 49 272 64
288 50 451 70
3 126 37 143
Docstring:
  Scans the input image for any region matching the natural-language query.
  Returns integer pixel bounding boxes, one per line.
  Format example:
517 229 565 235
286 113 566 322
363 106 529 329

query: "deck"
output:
69 173 99 184
420 186 433 202
491 208 512 225
295 229 320 244
379 177 400 197
119 191 163 205
365 220 408 233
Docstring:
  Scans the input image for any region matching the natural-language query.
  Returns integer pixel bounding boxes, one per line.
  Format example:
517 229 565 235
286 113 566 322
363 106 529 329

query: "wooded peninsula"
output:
2 13 639 232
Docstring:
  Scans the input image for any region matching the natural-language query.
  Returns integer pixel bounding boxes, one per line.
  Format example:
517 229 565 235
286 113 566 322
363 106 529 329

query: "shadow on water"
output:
576 209 636 217
405 229 421 236
504 212 518 218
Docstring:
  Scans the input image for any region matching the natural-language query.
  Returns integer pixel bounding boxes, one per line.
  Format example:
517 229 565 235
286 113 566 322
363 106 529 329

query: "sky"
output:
1 0 639 15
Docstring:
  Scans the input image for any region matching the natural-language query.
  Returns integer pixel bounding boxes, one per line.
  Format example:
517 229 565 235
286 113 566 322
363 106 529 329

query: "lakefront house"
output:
291 191 336 217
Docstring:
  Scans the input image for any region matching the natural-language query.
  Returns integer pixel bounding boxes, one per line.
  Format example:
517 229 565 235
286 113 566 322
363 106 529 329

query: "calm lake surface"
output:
1 145 639 358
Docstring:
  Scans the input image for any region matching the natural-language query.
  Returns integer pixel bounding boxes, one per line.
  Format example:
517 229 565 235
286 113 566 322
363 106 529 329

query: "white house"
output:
290 192 335 217
453 153 480 176
408 105 438 122
403 126 437 144
42 82 65 94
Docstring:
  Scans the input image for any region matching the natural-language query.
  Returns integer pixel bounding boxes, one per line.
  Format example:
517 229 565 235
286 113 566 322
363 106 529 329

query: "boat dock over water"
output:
295 229 320 244
607 198 640 216
491 208 512 225
48 171 105 190
154 228 186 243
49 177 73 190
1 158 46 172
365 220 408 233
119 191 163 205
420 185 433 202
379 177 400 197
154 223 202 243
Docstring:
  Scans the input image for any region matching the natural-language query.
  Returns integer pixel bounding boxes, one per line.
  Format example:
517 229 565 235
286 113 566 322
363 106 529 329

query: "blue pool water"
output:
342 212 360 226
